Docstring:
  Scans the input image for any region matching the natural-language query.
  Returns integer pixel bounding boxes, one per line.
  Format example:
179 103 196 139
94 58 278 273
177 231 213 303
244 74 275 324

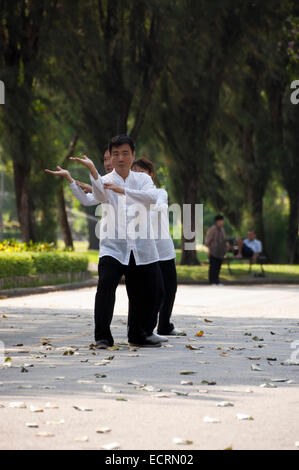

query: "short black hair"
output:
215 214 224 222
108 134 135 154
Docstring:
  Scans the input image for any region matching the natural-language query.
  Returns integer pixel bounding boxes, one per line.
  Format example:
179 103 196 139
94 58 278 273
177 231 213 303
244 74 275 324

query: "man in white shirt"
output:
236 230 262 262
45 135 162 349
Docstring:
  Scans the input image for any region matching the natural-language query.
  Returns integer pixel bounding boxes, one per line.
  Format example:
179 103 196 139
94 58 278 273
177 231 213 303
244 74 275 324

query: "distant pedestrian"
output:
205 215 227 285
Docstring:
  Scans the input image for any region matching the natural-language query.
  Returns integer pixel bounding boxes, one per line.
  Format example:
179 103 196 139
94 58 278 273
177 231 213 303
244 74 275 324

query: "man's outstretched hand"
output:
69 154 98 180
44 166 73 184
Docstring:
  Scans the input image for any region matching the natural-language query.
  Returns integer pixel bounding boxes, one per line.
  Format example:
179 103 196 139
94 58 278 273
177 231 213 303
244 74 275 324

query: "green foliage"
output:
0 251 88 278
0 252 33 278
31 252 88 274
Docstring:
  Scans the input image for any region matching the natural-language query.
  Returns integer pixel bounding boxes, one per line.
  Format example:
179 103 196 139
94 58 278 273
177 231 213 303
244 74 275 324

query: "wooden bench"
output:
224 255 268 276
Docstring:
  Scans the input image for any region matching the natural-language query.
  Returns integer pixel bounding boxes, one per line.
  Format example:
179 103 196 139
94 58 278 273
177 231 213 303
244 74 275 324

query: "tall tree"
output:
0 0 58 242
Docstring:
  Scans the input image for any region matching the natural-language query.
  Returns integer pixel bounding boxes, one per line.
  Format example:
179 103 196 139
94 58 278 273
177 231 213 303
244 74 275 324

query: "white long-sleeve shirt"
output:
151 189 176 261
69 169 160 265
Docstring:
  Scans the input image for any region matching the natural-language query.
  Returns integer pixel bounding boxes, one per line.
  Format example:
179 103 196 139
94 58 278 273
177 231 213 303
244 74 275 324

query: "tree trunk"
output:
57 184 73 248
56 134 79 249
13 161 36 242
84 206 99 250
287 190 299 264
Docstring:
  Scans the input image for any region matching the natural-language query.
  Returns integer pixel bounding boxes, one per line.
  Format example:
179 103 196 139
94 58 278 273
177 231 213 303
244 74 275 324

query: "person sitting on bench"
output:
235 230 262 263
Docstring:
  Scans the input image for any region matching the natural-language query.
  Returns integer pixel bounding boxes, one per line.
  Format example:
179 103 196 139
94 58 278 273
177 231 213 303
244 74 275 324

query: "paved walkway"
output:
0 284 299 450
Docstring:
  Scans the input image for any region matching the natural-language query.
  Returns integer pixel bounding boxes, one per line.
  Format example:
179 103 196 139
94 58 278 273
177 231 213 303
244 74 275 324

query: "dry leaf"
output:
25 423 39 428
203 416 220 423
236 414 254 421
195 331 204 337
102 385 121 394
9 402 26 409
73 406 93 412
173 437 193 445
45 402 59 409
180 371 196 375
29 405 44 413
101 442 120 450
75 436 89 442
180 381 193 386
171 390 189 396
36 432 55 438
260 383 277 388
96 427 111 434
216 401 234 407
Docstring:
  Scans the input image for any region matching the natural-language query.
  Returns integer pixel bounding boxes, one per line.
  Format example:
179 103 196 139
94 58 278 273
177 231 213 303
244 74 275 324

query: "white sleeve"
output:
124 179 158 207
90 173 109 203
69 181 99 206
257 240 262 253
155 189 168 207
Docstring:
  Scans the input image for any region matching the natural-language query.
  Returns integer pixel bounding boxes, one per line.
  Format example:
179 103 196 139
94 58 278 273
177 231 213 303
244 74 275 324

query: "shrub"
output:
0 253 34 278
31 252 88 274
0 252 88 278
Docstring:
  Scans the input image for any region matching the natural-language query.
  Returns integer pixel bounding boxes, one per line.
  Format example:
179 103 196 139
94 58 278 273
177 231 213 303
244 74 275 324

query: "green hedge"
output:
0 252 88 278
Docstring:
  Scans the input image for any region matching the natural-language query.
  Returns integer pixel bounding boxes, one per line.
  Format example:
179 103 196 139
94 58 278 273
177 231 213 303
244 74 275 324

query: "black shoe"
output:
129 337 162 348
95 340 111 350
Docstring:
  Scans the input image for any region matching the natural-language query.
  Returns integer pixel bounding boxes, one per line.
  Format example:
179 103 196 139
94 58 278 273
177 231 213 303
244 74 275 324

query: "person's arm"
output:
45 165 99 206
69 155 109 203
124 176 159 207
155 189 168 207
76 181 92 194
69 180 99 206
205 227 214 247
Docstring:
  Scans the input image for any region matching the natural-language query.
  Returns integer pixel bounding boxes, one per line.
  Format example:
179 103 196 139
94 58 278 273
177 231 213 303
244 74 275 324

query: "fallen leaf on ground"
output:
186 345 202 350
180 371 196 375
75 436 89 442
96 427 111 434
101 442 120 450
77 380 96 384
25 423 39 428
216 401 234 407
251 364 262 371
36 432 55 438
29 405 44 413
73 406 93 412
195 331 204 337
102 385 121 394
45 402 59 409
201 380 216 386
45 420 65 425
173 437 193 445
171 390 189 396
260 383 277 388
180 381 193 386
204 319 213 323
236 414 254 421
9 402 26 409
203 416 221 423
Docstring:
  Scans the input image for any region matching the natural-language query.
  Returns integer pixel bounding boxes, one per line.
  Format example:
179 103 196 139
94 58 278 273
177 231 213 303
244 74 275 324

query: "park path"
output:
0 284 299 450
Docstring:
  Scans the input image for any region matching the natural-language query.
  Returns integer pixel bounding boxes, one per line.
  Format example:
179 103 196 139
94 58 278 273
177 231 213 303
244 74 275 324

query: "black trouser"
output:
142 258 177 335
209 255 223 285
95 252 159 345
